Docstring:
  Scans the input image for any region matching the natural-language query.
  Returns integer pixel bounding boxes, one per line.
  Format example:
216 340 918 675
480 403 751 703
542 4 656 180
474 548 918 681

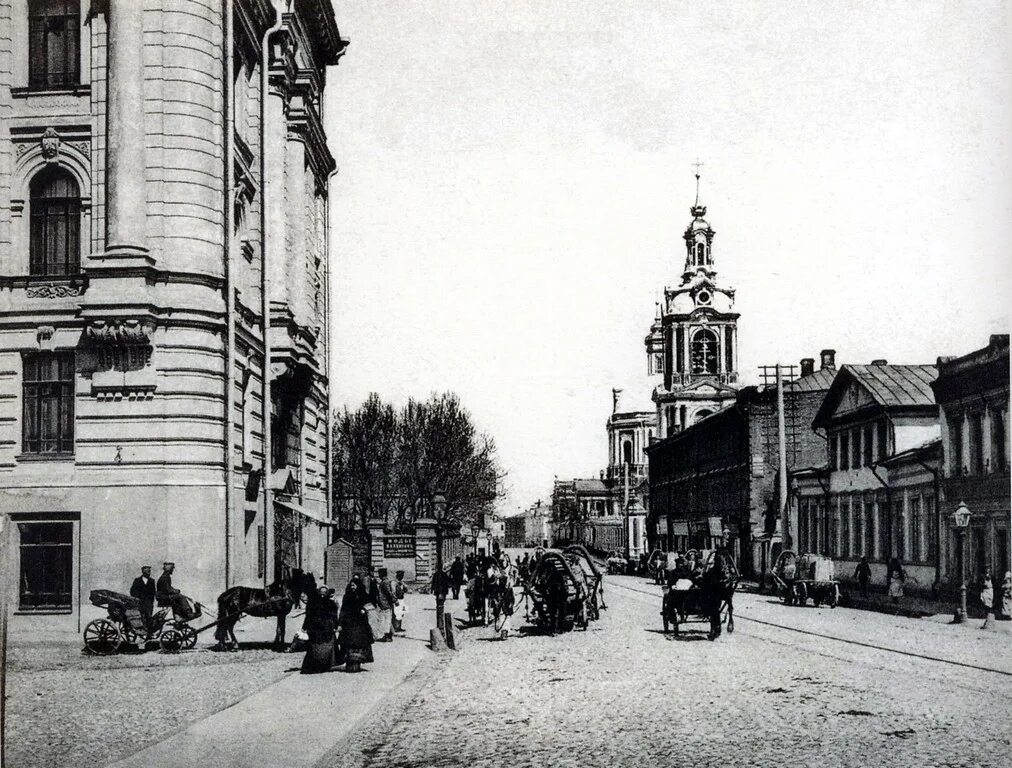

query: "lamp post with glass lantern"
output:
952 501 971 624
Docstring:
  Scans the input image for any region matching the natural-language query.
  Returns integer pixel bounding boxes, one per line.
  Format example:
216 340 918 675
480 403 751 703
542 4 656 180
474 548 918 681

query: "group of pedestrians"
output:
300 567 410 674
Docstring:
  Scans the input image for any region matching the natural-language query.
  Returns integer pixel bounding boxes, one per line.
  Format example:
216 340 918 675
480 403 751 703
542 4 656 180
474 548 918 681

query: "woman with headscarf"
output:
301 585 339 674
338 575 374 672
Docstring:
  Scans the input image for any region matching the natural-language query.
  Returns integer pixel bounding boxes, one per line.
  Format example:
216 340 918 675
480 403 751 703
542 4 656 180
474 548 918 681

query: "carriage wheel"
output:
122 627 143 647
160 629 184 653
175 623 198 650
84 618 123 655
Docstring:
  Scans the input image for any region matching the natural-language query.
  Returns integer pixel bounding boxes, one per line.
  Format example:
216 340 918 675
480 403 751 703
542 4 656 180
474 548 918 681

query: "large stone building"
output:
647 176 741 438
0 0 345 631
932 335 1009 591
647 353 837 576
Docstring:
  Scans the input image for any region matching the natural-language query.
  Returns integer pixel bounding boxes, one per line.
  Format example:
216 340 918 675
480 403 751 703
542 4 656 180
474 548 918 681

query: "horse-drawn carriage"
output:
660 548 738 640
521 548 596 633
771 551 840 607
84 589 202 654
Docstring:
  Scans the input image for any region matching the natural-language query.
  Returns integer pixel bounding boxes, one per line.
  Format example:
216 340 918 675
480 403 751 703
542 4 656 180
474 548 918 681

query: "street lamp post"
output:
952 501 971 624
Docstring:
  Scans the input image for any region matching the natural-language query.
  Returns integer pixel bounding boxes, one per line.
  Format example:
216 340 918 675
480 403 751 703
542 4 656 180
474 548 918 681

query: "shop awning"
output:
274 498 335 527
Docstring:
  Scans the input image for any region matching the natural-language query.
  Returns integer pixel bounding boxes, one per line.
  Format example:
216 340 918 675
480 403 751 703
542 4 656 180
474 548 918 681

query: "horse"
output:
212 569 312 651
699 548 738 640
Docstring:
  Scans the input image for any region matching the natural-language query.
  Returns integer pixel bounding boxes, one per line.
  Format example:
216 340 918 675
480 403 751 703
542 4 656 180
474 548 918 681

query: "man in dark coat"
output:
432 566 450 630
130 565 156 623
156 562 195 619
449 556 465 600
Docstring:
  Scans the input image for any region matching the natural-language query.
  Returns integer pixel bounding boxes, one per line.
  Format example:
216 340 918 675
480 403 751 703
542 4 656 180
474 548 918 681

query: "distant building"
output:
504 514 526 549
932 335 1009 589
647 353 836 576
648 178 742 437
794 361 941 593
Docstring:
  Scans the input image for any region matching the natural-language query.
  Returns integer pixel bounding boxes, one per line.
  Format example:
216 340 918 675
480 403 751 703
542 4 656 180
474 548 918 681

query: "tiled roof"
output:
573 478 610 494
845 364 938 407
786 367 837 393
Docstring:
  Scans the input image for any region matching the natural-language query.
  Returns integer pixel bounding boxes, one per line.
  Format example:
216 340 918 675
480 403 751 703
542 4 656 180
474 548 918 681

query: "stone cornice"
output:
292 0 347 67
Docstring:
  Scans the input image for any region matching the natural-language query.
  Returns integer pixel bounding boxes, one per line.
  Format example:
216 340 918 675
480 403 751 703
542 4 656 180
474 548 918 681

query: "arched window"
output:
693 409 713 425
30 167 80 276
695 242 705 264
690 328 718 374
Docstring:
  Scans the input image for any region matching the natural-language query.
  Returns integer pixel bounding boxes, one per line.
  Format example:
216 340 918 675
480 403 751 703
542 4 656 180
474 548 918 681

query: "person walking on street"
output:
301 586 339 674
392 570 408 633
449 555 465 600
431 565 450 630
887 557 906 605
338 575 374 672
130 565 156 626
373 568 395 642
854 556 872 598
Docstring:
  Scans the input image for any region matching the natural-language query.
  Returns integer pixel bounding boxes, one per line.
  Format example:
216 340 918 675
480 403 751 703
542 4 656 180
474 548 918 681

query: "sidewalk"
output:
740 579 1012 633
105 592 457 768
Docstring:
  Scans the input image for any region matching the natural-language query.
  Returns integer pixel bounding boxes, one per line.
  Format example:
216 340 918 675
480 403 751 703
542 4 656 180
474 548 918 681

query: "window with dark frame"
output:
851 427 861 468
877 420 888 461
22 351 75 455
29 167 81 276
993 409 1007 472
910 495 922 563
863 425 874 467
18 521 73 611
28 0 80 90
690 328 718 375
840 432 850 470
969 412 984 475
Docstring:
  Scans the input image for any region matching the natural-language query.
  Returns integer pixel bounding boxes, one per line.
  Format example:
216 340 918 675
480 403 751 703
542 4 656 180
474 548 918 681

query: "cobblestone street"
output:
322 575 1012 768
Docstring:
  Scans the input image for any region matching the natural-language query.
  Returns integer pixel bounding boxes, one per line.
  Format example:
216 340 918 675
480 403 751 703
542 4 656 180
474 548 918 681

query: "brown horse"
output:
212 569 312 650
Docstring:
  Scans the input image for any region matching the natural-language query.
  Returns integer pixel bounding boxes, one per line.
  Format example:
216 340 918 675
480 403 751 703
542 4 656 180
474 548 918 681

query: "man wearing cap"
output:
130 565 156 624
156 562 189 619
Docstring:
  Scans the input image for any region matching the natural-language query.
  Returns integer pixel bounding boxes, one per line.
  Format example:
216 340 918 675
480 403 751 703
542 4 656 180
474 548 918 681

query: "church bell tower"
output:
647 169 741 437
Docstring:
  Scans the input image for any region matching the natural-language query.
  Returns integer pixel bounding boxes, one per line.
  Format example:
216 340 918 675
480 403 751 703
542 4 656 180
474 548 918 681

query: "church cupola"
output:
682 172 715 279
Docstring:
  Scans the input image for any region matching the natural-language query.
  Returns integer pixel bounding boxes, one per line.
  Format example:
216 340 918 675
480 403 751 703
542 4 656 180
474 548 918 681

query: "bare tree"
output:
332 393 399 534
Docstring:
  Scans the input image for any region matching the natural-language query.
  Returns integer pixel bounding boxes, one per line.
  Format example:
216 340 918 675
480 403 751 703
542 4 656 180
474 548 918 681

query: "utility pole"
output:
623 459 631 558
776 363 790 550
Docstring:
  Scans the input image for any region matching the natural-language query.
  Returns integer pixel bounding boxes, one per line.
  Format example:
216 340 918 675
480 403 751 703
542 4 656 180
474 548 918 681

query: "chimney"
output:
820 349 836 370
871 359 888 366
800 358 815 377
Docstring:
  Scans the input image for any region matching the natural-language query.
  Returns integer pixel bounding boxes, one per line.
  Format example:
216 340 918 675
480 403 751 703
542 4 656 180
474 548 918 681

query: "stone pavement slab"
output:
105 593 449 768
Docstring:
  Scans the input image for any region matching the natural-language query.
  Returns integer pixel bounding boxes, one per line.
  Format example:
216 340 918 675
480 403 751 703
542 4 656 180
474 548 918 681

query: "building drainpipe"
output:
325 166 338 539
260 8 284 591
915 456 942 598
222 0 235 592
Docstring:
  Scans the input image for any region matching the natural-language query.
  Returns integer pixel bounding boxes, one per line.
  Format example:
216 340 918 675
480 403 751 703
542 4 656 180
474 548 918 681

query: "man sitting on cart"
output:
668 557 696 591
156 562 199 621
130 565 156 629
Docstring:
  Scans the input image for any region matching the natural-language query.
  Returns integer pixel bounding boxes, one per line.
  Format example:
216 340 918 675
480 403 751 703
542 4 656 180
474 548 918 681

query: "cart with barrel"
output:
771 550 840 607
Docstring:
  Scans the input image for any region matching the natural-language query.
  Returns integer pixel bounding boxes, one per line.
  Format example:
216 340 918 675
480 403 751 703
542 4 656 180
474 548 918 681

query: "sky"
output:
324 1 1012 516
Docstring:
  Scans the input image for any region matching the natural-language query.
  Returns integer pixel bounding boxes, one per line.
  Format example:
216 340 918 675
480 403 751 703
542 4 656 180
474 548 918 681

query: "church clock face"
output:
696 290 711 306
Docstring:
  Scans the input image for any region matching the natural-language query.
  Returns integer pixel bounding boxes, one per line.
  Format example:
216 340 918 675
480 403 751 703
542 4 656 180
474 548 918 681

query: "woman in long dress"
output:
338 576 374 672
887 557 906 603
300 586 338 674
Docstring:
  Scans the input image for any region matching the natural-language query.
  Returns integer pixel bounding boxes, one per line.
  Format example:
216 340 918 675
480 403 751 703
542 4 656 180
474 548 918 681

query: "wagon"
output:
84 589 202 655
660 549 738 640
771 551 840 607
564 544 605 619
520 549 592 632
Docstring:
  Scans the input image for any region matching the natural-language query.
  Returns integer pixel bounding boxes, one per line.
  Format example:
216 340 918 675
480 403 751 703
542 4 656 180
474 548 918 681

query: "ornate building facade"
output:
0 0 345 631
647 179 741 437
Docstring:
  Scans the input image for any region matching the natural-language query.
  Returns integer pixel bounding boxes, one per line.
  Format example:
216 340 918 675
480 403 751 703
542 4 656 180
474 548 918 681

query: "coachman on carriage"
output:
520 548 599 634
660 548 738 640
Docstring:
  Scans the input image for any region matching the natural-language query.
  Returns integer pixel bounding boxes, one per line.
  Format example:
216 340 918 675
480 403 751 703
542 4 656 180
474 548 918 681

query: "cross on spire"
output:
692 158 704 205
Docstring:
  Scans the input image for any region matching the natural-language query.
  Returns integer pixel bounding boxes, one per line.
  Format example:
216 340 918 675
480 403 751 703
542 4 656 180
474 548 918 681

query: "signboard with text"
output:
384 535 415 559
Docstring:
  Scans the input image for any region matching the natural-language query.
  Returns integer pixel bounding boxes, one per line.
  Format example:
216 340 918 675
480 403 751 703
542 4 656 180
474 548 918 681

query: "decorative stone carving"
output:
15 142 32 158
41 128 61 161
36 326 56 350
85 319 155 345
26 282 84 298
